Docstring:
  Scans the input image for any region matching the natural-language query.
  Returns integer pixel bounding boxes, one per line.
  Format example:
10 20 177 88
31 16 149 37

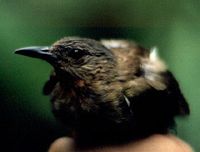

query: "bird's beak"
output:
15 46 58 66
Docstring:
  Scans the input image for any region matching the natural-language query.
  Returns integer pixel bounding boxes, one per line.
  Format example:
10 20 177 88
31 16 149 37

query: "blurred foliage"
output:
0 0 200 151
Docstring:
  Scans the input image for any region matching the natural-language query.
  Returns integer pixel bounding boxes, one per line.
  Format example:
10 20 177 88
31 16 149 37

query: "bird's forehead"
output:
53 40 86 49
51 39 96 53
53 37 95 47
50 37 114 58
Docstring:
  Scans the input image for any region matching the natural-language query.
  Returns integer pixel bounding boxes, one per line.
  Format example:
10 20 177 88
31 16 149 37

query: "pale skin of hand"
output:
48 134 194 152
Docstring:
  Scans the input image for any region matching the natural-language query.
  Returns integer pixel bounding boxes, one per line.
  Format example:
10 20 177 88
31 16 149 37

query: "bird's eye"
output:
68 49 88 59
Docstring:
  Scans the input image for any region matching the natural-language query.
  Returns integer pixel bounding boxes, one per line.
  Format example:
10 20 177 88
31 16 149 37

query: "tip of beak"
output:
14 49 29 55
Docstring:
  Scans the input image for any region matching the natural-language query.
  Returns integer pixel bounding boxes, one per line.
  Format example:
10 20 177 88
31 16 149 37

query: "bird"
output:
15 37 190 151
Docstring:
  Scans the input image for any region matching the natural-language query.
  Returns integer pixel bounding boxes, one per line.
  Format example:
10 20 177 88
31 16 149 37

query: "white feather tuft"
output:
142 46 167 79
150 47 159 62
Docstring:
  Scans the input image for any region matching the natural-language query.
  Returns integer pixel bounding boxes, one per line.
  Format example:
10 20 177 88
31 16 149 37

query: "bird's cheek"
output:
75 80 85 87
73 58 85 65
57 61 71 71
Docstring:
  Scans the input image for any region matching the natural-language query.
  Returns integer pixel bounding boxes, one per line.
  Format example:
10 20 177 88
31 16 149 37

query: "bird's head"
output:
15 37 122 126
15 37 116 83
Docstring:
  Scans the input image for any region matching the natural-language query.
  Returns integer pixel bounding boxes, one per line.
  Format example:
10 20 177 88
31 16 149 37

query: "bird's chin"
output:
55 68 81 81
52 71 73 85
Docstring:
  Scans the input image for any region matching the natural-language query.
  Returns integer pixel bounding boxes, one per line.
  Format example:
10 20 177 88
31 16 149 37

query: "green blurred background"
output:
0 0 199 151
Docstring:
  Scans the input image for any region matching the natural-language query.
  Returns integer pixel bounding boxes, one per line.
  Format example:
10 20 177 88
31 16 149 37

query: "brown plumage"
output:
15 37 189 150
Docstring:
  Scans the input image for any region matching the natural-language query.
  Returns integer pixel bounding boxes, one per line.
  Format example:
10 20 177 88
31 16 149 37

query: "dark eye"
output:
68 49 88 59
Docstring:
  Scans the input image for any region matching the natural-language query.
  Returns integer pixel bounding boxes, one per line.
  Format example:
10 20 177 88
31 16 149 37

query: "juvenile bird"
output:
15 37 190 151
